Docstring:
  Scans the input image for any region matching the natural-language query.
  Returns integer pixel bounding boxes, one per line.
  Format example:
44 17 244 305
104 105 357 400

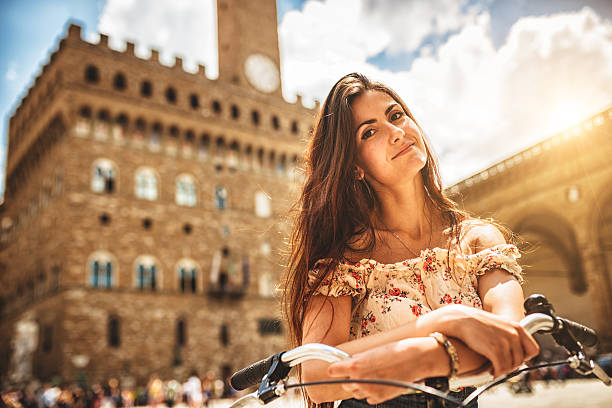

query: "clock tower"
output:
217 0 282 97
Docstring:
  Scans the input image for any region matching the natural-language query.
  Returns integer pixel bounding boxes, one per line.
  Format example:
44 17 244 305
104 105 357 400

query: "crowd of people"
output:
1 372 233 408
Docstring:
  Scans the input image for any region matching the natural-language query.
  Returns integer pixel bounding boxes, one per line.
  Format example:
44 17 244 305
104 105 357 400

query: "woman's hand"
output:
328 337 444 405
421 304 540 377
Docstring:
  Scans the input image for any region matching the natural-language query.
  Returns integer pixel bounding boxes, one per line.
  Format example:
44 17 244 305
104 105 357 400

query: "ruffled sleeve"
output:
308 259 370 298
466 244 524 286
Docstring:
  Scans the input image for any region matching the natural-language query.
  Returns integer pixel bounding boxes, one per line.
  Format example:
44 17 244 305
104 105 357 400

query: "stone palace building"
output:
1 0 611 388
0 0 315 387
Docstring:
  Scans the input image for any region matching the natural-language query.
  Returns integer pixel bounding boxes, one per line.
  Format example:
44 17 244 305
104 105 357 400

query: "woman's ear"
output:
354 166 365 180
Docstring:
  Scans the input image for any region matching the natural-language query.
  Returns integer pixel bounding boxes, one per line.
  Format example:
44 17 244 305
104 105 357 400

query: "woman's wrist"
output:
421 336 453 378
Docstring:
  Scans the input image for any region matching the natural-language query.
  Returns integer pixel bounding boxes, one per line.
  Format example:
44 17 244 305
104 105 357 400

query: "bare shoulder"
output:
461 218 506 253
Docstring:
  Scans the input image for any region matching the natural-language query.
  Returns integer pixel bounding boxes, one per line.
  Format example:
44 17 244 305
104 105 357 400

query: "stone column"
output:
582 245 612 351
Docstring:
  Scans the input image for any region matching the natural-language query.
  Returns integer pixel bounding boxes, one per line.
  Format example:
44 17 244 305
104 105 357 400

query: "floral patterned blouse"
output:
308 244 523 339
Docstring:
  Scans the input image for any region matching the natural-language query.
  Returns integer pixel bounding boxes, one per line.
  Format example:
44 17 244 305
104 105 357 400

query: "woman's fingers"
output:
518 325 541 360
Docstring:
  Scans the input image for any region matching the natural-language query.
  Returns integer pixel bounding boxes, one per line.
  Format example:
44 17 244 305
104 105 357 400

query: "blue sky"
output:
1 0 611 196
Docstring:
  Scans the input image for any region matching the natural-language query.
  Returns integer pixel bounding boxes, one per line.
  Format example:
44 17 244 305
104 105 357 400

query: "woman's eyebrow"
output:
354 103 399 135
355 118 375 135
385 103 398 115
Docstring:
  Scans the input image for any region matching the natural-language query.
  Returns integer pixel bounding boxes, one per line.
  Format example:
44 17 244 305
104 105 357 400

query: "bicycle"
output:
227 294 612 407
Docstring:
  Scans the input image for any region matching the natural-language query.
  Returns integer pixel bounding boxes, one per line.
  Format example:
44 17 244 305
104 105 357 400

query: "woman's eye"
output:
391 111 404 121
362 129 375 140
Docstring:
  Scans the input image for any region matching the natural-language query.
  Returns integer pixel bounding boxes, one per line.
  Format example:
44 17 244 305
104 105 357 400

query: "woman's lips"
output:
392 144 415 159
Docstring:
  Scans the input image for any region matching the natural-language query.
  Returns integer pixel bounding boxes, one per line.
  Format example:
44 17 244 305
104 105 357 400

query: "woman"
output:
282 73 539 407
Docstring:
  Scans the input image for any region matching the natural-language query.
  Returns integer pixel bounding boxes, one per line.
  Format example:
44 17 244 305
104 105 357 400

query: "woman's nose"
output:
389 124 404 144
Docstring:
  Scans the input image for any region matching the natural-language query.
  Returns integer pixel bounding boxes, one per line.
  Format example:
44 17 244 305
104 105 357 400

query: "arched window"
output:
243 145 253 171
212 100 222 114
167 125 179 153
113 73 127 90
231 104 240 119
135 168 158 200
108 315 120 347
256 148 265 171
215 186 228 210
189 94 199 109
254 191 271 218
149 122 162 149
75 106 92 137
268 151 276 172
165 87 177 104
91 159 116 194
84 65 99 83
277 154 287 175
134 255 159 290
177 259 198 293
89 251 115 288
94 110 110 140
214 138 226 171
198 133 210 160
251 110 260 126
176 174 197 207
291 120 299 134
271 115 280 130
228 141 239 171
133 118 146 142
140 80 152 97
183 130 195 155
113 114 128 142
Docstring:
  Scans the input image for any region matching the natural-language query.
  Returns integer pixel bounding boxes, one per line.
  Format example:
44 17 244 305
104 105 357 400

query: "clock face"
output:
244 54 280 93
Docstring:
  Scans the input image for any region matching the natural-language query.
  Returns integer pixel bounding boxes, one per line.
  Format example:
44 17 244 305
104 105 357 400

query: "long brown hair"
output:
281 73 467 404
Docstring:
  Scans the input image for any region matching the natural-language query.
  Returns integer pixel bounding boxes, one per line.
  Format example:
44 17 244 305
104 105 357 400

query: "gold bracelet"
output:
429 332 459 380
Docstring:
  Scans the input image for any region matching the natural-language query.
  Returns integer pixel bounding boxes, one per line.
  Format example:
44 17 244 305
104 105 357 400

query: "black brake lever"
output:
256 353 291 404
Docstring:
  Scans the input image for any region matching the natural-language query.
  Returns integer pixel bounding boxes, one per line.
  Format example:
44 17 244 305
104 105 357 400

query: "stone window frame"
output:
165 87 177 104
113 72 127 91
189 93 199 110
251 110 260 126
134 167 160 201
94 109 111 140
175 173 198 207
140 80 153 97
87 250 117 288
91 158 117 194
149 122 163 150
112 113 129 142
75 105 92 137
133 255 161 290
271 115 280 130
176 318 187 347
198 133 211 160
230 104 240 119
108 315 121 348
176 258 199 294
84 64 100 84
214 185 228 210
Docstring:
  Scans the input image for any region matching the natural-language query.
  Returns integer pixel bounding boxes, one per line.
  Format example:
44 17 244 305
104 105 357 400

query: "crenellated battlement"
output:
8 22 318 181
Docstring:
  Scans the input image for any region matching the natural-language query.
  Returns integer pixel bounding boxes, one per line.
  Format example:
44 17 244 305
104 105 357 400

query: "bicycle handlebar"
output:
230 295 611 406
231 313 606 391
230 344 350 391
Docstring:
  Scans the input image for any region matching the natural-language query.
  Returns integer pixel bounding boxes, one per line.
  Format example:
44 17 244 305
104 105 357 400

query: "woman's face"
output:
352 90 427 188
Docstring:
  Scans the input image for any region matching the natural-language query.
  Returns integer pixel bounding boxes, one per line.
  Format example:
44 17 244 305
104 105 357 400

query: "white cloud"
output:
96 1 612 185
362 0 479 54
98 0 218 76
280 3 612 184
